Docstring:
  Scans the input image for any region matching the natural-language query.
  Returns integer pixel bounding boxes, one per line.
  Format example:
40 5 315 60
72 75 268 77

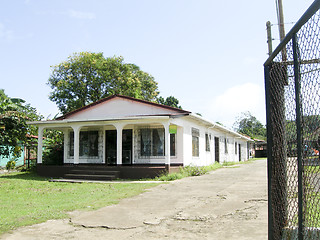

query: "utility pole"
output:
277 0 286 41
276 0 287 61
266 21 273 56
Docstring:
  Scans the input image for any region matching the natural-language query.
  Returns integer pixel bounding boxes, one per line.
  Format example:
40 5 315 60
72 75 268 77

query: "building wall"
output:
0 145 25 167
178 118 250 166
133 124 184 165
60 118 250 166
65 97 180 120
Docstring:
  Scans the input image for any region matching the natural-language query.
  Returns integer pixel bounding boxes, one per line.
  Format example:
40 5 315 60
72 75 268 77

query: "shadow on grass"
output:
0 171 47 181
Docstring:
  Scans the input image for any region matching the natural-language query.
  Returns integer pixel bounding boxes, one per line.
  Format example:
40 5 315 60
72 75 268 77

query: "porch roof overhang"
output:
27 115 183 128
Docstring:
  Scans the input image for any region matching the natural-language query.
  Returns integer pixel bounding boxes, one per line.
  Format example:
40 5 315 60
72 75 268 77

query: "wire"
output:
271 22 296 26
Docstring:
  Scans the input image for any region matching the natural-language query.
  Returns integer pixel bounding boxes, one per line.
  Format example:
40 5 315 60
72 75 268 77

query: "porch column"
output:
63 130 68 164
163 122 171 168
115 123 124 165
37 126 45 164
72 125 81 164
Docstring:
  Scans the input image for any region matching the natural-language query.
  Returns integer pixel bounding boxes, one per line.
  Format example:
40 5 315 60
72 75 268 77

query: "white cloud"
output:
207 83 266 128
66 10 96 20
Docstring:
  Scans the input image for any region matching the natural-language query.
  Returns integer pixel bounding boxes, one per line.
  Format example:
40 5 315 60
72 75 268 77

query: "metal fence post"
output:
292 33 304 240
264 64 273 240
267 61 288 239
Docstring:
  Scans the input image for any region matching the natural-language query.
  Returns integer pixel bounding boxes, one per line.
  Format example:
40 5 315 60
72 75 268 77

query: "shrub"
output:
155 163 222 181
42 146 64 165
6 160 16 170
183 165 207 176
156 172 184 181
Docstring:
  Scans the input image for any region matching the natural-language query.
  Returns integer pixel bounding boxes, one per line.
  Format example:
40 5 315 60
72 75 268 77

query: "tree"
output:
233 111 266 140
48 52 159 114
157 96 182 109
0 89 42 158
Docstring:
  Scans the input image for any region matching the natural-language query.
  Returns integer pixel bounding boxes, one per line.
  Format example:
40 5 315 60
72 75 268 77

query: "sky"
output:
0 0 315 128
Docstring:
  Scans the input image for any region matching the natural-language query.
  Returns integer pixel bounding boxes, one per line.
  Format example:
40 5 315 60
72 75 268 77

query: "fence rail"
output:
264 1 320 239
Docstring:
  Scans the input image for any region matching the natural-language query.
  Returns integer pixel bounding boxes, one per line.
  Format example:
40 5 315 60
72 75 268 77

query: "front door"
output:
214 137 220 163
239 144 241 162
106 130 117 165
122 129 133 165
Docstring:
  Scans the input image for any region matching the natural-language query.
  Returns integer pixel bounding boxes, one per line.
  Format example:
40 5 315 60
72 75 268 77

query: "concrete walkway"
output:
1 160 268 240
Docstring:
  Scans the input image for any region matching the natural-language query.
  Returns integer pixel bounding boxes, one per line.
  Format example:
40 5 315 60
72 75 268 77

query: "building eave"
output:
27 115 172 126
186 113 253 142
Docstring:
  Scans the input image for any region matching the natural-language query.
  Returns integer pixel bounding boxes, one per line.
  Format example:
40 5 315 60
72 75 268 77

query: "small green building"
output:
0 145 25 168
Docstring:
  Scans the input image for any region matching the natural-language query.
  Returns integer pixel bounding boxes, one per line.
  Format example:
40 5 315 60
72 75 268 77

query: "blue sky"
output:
0 0 314 127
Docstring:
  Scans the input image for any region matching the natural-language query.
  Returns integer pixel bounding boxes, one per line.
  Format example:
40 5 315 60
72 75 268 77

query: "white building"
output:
28 95 252 179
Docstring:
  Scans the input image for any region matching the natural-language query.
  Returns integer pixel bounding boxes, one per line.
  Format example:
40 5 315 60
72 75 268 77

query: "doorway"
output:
239 144 241 162
122 129 132 165
214 137 220 163
106 130 117 165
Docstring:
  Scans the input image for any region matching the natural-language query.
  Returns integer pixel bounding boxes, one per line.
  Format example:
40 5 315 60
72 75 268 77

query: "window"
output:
140 128 164 157
205 133 210 152
69 131 99 157
192 128 199 157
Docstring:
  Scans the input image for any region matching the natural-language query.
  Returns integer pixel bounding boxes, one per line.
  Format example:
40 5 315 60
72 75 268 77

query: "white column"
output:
115 124 124 165
72 125 81 164
163 122 171 167
37 126 45 164
63 130 68 164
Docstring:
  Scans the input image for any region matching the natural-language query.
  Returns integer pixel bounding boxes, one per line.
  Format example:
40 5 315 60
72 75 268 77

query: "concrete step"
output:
64 173 118 181
69 169 120 176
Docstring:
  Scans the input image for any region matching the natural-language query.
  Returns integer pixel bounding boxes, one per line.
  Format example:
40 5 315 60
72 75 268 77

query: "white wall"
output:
66 97 179 120
60 117 250 166
179 117 250 166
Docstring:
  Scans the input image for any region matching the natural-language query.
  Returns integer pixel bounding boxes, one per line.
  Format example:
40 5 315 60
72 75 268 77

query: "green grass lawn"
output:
0 172 160 235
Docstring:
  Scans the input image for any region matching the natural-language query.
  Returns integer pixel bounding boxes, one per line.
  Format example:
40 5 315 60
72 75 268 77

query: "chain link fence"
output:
264 1 320 239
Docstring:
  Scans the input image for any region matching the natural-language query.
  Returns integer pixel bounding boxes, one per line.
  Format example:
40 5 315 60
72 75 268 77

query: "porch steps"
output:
64 168 120 181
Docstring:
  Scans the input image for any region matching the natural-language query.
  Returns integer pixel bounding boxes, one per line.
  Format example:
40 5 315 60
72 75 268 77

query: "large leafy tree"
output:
0 89 42 158
233 111 266 140
157 95 182 109
48 52 159 114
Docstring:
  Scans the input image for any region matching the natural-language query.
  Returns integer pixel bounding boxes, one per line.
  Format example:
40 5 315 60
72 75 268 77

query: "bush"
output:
156 172 184 181
183 165 207 176
6 160 16 170
42 146 64 165
155 163 222 181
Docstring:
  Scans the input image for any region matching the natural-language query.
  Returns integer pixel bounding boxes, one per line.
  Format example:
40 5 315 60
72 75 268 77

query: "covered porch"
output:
35 117 183 179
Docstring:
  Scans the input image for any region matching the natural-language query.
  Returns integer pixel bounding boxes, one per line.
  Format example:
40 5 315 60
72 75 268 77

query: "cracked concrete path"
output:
1 160 268 240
